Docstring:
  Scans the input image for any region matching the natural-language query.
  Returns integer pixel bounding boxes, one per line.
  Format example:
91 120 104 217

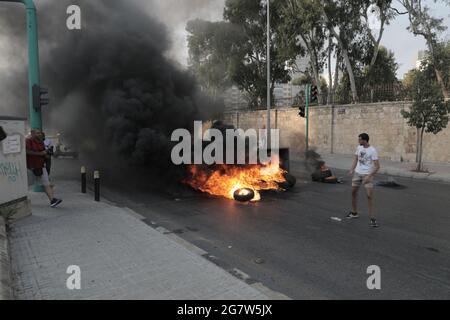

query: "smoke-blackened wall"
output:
0 0 224 187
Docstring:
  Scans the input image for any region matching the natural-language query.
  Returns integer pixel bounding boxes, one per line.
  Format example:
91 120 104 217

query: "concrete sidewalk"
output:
319 153 450 183
7 180 275 300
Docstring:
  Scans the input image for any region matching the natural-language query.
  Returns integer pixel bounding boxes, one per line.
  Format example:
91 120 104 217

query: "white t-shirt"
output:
355 145 378 175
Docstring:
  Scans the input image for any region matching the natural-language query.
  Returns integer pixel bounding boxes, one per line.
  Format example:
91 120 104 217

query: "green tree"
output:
278 0 326 104
335 45 399 103
433 41 450 94
320 0 369 102
399 0 450 99
186 20 237 97
363 46 398 85
361 1 396 76
186 0 291 108
401 64 450 171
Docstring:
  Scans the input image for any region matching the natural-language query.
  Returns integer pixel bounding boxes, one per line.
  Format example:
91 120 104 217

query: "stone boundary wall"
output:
223 102 450 163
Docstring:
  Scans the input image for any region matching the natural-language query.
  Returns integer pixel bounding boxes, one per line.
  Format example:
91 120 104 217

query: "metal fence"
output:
330 83 410 105
224 83 411 111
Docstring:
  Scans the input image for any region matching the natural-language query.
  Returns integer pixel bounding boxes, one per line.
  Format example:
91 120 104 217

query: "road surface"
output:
50 158 450 299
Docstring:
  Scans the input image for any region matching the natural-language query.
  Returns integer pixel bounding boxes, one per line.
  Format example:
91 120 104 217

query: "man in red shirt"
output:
26 129 62 207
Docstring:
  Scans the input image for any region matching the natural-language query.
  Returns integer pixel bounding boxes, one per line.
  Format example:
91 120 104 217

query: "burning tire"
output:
278 172 297 189
233 188 255 202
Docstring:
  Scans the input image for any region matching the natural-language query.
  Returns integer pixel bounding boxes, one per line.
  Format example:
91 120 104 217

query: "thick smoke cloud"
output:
0 0 224 187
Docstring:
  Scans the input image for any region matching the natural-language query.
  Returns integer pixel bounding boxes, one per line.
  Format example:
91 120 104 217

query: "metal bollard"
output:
81 166 86 193
94 170 100 201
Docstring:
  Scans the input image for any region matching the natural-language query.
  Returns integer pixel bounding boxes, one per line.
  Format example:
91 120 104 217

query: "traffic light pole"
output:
305 84 310 151
2 0 43 192
266 0 271 150
1 0 42 130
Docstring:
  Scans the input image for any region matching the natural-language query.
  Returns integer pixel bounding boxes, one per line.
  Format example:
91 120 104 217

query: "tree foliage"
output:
402 63 449 133
320 0 395 102
186 20 238 96
185 0 449 107
186 0 291 108
401 60 450 170
277 0 326 101
335 46 399 103
399 0 450 99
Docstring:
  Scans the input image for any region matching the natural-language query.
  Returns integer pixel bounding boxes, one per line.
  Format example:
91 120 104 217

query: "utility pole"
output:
2 0 43 192
305 84 310 151
1 0 42 130
266 0 271 149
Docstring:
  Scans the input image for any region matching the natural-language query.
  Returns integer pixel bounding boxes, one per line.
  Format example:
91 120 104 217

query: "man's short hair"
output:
358 133 370 142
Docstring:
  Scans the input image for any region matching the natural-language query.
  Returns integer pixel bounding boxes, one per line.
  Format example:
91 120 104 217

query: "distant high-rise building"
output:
416 50 428 69
273 83 303 106
223 86 247 111
290 55 310 80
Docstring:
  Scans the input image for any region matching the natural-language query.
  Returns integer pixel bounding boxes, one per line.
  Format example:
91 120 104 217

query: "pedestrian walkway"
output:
317 153 450 183
8 180 270 300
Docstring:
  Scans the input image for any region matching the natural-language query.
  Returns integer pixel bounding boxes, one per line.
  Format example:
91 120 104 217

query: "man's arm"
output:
369 160 380 177
26 149 46 156
348 155 358 175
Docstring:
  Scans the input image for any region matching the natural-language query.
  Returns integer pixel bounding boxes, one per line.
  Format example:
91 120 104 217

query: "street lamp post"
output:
1 0 43 192
266 0 271 149
0 0 42 130
305 84 310 151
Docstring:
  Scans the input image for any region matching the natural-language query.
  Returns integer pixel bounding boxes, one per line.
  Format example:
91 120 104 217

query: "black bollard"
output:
94 170 100 201
81 166 86 193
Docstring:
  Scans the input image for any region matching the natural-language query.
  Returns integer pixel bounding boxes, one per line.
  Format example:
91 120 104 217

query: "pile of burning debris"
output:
185 158 296 202
182 121 296 202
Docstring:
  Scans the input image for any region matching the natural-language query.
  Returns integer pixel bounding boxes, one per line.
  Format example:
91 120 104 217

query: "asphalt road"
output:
51 158 450 299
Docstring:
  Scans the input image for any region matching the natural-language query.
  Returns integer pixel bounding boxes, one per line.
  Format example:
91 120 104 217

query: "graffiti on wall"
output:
0 161 22 183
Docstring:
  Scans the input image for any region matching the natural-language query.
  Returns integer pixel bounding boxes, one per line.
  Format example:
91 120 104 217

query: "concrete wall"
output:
223 102 450 164
0 118 28 205
0 117 31 222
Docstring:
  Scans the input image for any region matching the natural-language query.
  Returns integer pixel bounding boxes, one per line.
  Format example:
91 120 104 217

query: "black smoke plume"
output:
0 0 223 188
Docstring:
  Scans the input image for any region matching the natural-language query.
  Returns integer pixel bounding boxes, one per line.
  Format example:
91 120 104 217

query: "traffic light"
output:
32 84 49 111
310 85 318 102
298 106 305 118
0 126 6 142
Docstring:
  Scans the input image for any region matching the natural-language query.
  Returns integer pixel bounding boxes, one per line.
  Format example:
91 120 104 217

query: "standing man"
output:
26 129 62 208
347 133 380 227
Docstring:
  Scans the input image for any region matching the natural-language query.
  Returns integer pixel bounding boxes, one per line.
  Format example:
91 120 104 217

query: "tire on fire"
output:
233 188 255 202
278 172 297 189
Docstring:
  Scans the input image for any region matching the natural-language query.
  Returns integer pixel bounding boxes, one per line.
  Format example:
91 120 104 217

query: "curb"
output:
290 159 450 183
321 164 450 184
122 206 290 300
0 216 13 300
371 168 450 184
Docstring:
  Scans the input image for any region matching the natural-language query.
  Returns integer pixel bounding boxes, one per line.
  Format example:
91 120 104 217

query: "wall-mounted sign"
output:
2 134 21 154
338 108 346 115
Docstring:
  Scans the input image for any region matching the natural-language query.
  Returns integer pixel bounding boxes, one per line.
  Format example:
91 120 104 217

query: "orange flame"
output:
184 157 287 201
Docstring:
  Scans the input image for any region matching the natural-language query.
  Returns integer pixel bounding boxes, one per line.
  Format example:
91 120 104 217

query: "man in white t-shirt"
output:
346 133 380 227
